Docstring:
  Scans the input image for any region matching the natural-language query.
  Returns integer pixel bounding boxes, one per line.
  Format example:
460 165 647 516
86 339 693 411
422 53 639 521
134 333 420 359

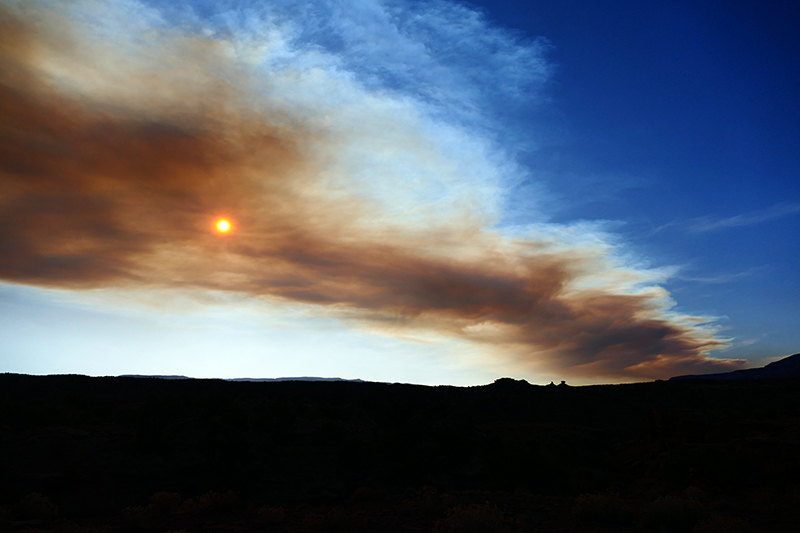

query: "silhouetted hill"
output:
120 374 366 382
2 373 799 532
670 352 800 381
118 374 193 380
227 376 366 382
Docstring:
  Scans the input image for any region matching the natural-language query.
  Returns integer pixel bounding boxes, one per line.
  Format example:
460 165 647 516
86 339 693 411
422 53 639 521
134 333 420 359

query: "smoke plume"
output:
0 0 742 379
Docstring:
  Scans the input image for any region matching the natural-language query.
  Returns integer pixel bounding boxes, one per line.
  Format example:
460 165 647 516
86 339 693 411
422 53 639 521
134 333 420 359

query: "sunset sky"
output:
1 0 798 385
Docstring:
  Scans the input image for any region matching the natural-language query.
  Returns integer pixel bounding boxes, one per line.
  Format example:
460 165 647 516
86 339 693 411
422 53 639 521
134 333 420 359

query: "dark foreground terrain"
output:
2 373 799 532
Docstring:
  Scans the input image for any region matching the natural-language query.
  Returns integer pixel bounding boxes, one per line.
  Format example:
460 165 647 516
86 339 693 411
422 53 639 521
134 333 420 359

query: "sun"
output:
215 219 231 233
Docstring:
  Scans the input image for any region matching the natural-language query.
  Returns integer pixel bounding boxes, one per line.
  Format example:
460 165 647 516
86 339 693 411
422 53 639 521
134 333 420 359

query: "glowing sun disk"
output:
216 219 231 232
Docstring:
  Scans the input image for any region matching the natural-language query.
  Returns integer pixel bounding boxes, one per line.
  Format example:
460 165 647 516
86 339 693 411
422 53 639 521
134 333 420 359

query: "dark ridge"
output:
2 372 799 532
118 374 193 380
227 376 367 382
118 375 366 382
670 352 800 381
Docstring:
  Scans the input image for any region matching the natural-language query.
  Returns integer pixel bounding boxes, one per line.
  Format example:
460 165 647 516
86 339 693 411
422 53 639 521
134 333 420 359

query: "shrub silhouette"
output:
644 495 709 531
148 492 181 518
121 506 151 529
196 491 237 514
177 499 196 515
50 519 89 533
302 512 324 532
323 507 349 529
0 508 11 533
257 506 286 525
17 493 57 520
433 503 515 533
403 486 457 515
682 487 707 502
162 491 237 516
694 515 749 533
122 492 183 526
350 487 387 503
299 507 350 531
571 490 631 524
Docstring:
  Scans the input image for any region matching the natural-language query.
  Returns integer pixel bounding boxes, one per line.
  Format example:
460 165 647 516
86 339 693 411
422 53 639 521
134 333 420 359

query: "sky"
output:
0 0 797 385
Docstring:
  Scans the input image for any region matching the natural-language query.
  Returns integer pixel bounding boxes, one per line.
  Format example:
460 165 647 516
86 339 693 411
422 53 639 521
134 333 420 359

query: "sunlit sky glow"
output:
0 0 798 385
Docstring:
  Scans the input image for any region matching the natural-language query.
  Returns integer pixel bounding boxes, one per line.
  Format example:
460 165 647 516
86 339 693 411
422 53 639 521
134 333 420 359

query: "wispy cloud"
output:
675 266 772 284
0 0 741 380
687 203 800 233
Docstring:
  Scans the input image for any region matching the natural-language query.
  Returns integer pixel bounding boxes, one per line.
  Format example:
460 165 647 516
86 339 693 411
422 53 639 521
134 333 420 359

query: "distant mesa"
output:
491 377 531 388
670 352 800 381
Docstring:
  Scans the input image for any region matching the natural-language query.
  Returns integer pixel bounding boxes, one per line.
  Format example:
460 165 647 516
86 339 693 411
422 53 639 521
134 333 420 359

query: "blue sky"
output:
473 0 800 364
0 0 797 384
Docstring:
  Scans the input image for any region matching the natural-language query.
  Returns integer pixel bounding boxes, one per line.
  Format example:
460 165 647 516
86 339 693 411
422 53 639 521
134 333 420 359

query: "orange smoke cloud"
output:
0 2 742 379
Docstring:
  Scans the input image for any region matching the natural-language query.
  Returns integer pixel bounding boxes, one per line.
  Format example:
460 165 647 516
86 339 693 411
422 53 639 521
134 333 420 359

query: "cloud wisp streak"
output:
675 266 772 285
687 203 800 233
0 0 742 380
